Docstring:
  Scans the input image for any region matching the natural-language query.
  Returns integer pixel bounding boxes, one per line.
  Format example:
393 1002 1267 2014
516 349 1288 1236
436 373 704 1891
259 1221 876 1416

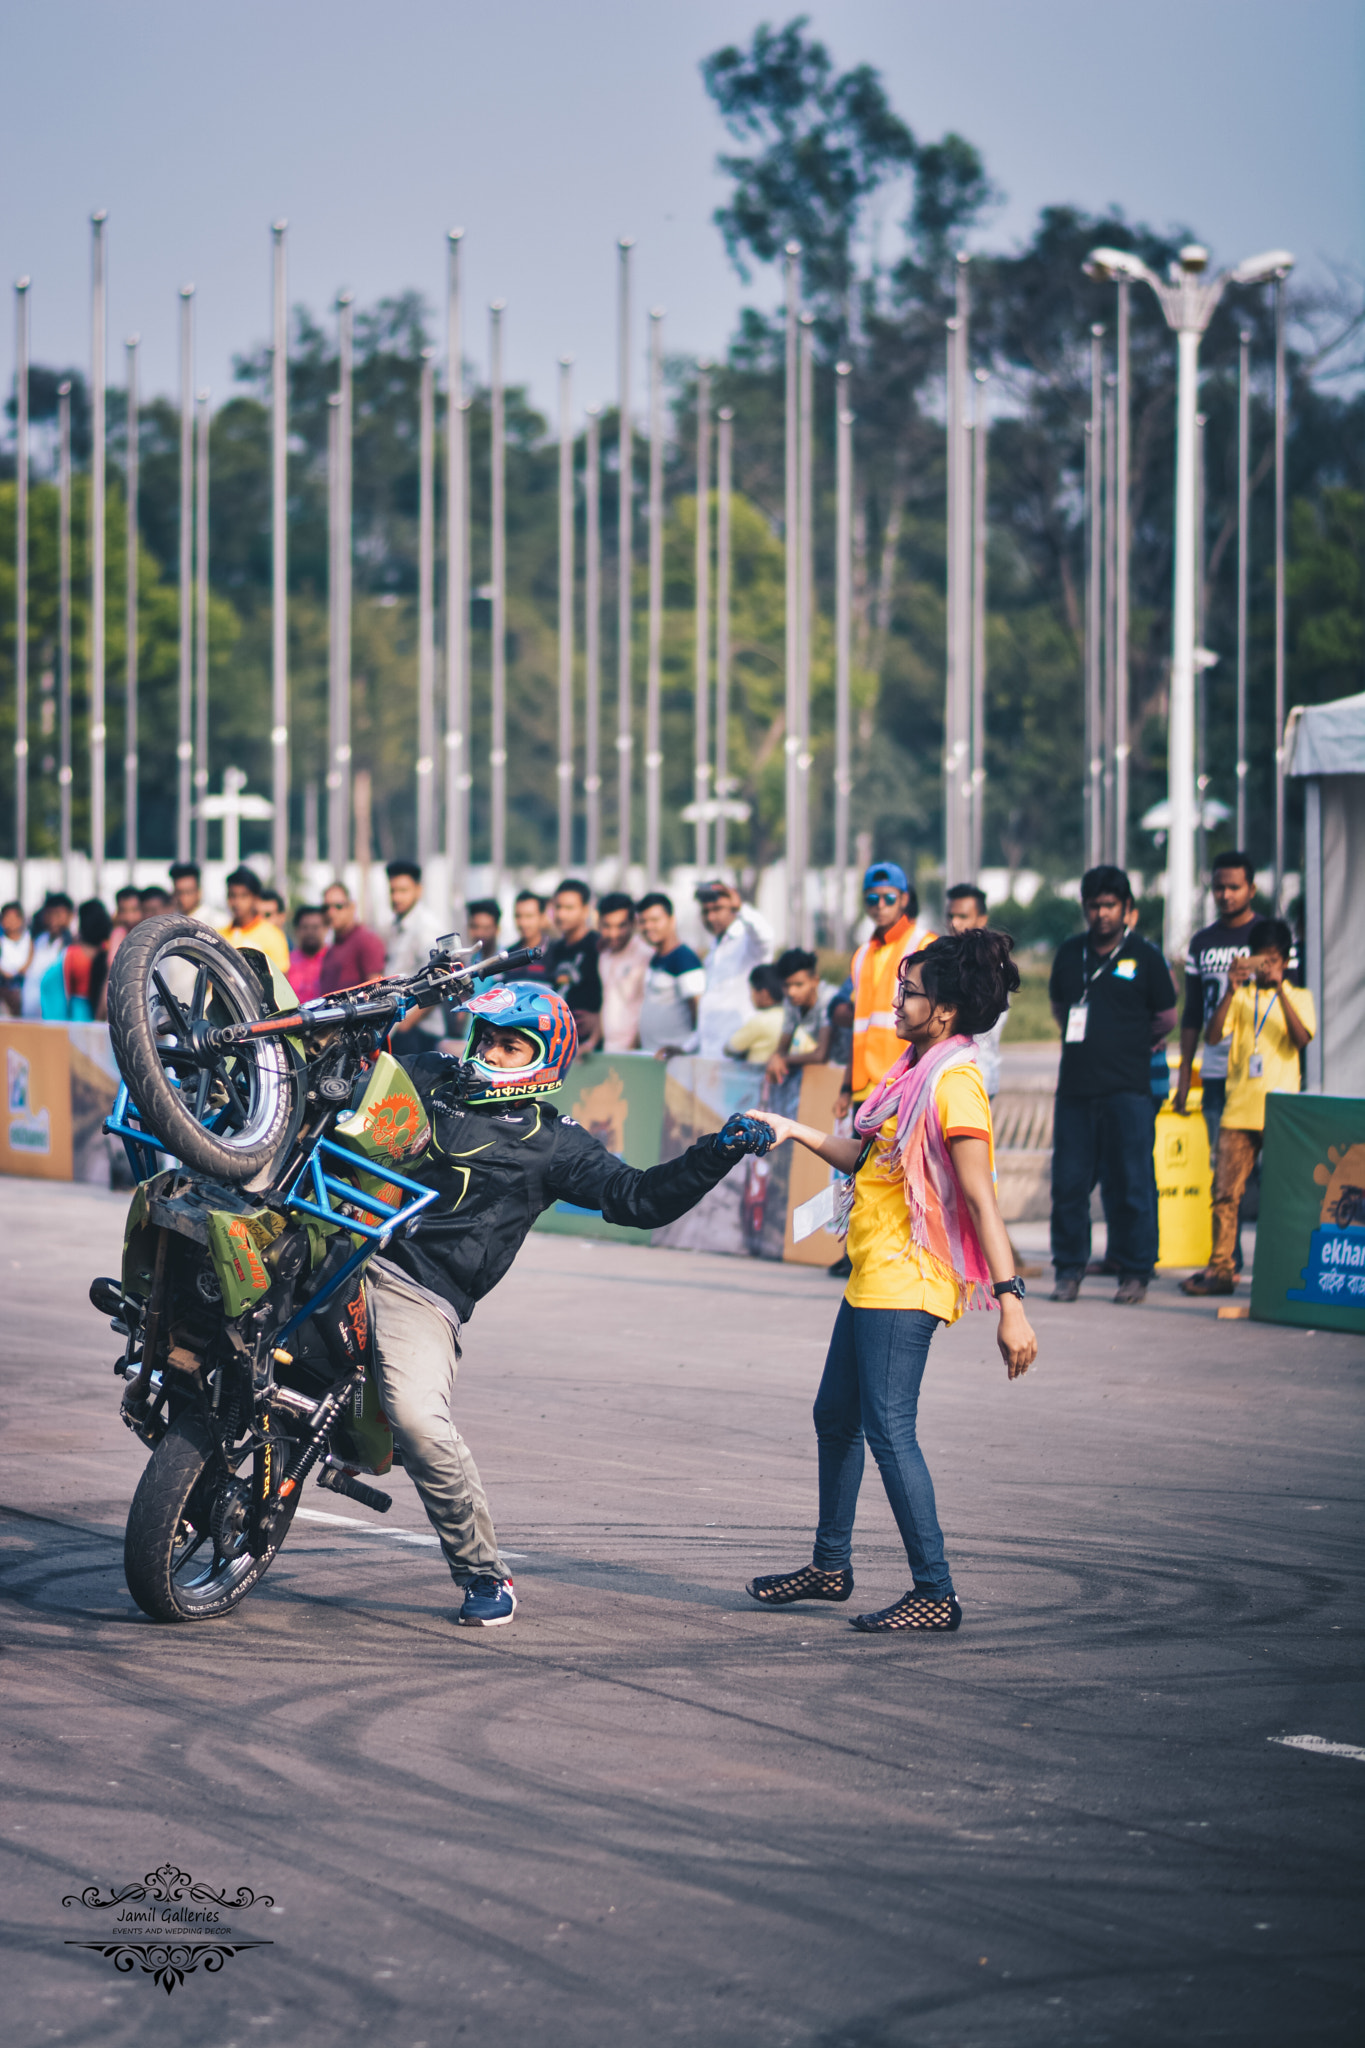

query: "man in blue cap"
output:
828 862 938 1276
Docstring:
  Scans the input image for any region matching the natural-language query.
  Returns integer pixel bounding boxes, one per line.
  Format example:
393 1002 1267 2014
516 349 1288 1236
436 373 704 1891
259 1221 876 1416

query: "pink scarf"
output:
839 1032 993 1315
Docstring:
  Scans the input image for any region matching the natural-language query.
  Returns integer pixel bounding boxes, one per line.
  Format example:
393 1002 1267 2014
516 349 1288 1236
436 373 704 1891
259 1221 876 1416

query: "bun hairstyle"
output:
906 929 1020 1036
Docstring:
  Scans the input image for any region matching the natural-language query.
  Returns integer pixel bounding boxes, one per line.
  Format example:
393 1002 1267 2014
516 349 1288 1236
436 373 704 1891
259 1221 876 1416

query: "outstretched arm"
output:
545 1121 740 1230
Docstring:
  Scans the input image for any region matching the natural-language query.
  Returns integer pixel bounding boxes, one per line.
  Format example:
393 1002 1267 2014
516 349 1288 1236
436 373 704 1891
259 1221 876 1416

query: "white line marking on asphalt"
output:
294 1508 526 1558
1270 1735 1365 1762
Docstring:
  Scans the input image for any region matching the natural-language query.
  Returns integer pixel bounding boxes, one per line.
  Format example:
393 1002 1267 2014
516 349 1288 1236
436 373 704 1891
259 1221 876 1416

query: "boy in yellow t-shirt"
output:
724 965 786 1067
1182 917 1314 1295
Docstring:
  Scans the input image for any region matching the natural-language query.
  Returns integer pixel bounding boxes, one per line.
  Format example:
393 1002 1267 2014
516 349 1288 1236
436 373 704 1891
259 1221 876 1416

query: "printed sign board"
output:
1250 1095 1365 1334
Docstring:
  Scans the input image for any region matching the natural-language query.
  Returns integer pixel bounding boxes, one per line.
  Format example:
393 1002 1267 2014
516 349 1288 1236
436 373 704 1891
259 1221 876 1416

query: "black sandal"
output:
850 1590 962 1633
746 1565 853 1606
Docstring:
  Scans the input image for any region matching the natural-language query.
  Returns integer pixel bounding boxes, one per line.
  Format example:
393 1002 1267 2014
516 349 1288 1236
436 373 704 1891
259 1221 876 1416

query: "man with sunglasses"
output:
837 863 939 1121
827 865 937 1277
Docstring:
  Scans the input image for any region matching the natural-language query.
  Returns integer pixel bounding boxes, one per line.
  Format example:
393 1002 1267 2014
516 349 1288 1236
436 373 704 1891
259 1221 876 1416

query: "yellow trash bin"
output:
1154 1102 1212 1270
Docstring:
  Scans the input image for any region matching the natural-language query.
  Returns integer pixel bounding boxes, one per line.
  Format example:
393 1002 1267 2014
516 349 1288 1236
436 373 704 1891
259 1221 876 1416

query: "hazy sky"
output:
3 0 1361 422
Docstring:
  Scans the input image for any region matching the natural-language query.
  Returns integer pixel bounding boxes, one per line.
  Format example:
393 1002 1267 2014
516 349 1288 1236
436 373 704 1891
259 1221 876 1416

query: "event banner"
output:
1250 1094 1365 1335
0 1023 121 1184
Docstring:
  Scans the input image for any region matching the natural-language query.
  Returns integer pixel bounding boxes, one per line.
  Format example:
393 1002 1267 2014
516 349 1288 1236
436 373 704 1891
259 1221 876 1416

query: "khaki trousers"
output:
367 1264 509 1583
1210 1127 1261 1278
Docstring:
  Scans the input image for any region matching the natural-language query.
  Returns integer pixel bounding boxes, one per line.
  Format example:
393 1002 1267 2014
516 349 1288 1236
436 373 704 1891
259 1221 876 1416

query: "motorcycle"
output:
89 914 537 1623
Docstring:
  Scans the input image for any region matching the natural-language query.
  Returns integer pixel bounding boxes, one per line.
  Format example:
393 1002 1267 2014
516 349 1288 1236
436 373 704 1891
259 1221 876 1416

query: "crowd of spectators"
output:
3 844 1315 1311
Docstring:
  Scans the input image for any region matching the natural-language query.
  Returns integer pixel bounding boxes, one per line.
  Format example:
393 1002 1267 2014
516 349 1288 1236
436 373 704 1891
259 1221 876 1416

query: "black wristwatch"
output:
993 1277 1027 1301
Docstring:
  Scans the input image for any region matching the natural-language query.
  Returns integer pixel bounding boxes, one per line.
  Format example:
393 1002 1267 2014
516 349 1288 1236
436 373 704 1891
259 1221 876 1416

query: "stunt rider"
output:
369 980 770 1628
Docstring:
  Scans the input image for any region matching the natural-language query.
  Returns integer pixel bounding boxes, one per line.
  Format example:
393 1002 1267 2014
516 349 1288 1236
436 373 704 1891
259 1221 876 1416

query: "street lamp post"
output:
1084 242 1293 955
970 367 989 879
1085 322 1104 869
1268 270 1293 905
1113 280 1132 870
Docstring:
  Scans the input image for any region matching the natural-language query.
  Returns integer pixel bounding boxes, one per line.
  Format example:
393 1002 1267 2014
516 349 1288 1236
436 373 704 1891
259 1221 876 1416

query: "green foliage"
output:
1286 488 1364 699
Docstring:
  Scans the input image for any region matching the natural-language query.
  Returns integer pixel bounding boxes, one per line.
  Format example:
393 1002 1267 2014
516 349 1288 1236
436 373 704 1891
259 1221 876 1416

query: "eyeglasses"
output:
896 967 930 998
864 889 901 907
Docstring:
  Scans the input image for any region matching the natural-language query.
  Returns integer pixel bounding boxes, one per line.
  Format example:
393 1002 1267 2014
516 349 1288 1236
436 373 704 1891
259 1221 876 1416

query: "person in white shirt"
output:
169 861 225 932
637 894 707 1055
385 860 446 1043
691 880 773 1060
0 900 33 1016
596 892 653 1052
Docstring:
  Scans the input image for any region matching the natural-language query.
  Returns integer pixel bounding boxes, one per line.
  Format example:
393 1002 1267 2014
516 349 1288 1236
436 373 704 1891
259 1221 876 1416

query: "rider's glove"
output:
712 1112 775 1159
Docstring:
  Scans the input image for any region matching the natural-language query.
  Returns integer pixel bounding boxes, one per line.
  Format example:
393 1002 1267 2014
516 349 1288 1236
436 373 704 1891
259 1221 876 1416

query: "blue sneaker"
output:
457 1574 516 1628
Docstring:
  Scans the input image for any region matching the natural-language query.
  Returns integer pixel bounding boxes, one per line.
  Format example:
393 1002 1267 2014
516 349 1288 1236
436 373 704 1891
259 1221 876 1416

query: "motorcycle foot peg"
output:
318 1460 393 1514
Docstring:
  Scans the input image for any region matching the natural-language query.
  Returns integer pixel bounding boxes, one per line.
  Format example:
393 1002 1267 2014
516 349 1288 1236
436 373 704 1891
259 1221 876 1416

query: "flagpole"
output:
90 211 107 898
13 279 30 904
715 405 733 874
177 285 194 861
270 220 289 887
489 300 507 886
970 367 989 879
1114 279 1131 869
557 355 575 870
798 311 814 941
58 382 73 890
783 241 801 942
417 345 436 869
124 332 139 877
338 291 354 881
615 237 634 876
584 404 602 873
691 362 713 873
327 390 342 873
193 389 210 864
834 364 853 947
444 228 466 927
644 307 664 884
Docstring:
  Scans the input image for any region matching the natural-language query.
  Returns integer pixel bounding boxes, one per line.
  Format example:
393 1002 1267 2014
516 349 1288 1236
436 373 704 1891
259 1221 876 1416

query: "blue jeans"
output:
811 1301 952 1597
1051 1090 1158 1281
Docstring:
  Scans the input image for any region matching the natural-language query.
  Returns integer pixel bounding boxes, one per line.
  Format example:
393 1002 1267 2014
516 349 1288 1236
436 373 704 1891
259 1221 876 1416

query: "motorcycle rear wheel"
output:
107 913 301 1184
124 1414 294 1622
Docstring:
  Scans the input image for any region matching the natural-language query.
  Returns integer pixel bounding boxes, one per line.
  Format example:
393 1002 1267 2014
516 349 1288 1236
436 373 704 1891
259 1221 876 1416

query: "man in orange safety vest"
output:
836 862 939 1118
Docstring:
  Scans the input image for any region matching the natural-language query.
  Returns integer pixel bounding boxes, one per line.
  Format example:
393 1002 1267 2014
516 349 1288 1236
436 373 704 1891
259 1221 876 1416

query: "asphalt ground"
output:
1 1176 1362 2048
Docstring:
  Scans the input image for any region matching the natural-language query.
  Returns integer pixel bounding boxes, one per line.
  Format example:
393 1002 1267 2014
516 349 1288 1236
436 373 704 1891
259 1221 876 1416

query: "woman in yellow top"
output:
746 928 1037 1634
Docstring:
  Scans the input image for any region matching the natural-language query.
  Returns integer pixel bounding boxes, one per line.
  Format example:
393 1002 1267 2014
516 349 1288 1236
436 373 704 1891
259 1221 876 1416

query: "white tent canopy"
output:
1288 691 1365 1097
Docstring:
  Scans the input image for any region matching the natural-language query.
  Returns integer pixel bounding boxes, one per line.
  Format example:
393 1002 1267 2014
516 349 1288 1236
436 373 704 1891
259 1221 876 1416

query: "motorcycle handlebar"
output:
202 945 544 1049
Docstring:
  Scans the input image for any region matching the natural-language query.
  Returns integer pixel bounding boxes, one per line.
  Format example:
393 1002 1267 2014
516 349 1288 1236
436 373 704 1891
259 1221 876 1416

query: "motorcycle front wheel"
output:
123 1414 295 1622
107 913 302 1184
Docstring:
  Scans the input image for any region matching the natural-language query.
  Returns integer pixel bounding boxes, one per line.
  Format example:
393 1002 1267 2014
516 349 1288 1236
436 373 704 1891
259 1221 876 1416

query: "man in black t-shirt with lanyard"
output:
1048 866 1178 1305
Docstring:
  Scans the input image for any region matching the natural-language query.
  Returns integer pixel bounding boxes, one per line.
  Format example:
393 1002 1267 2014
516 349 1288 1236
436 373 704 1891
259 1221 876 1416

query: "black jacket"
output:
380 1051 736 1321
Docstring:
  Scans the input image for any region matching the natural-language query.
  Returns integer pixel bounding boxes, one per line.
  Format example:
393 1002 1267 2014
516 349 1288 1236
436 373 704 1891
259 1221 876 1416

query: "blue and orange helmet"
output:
460 980 578 1105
